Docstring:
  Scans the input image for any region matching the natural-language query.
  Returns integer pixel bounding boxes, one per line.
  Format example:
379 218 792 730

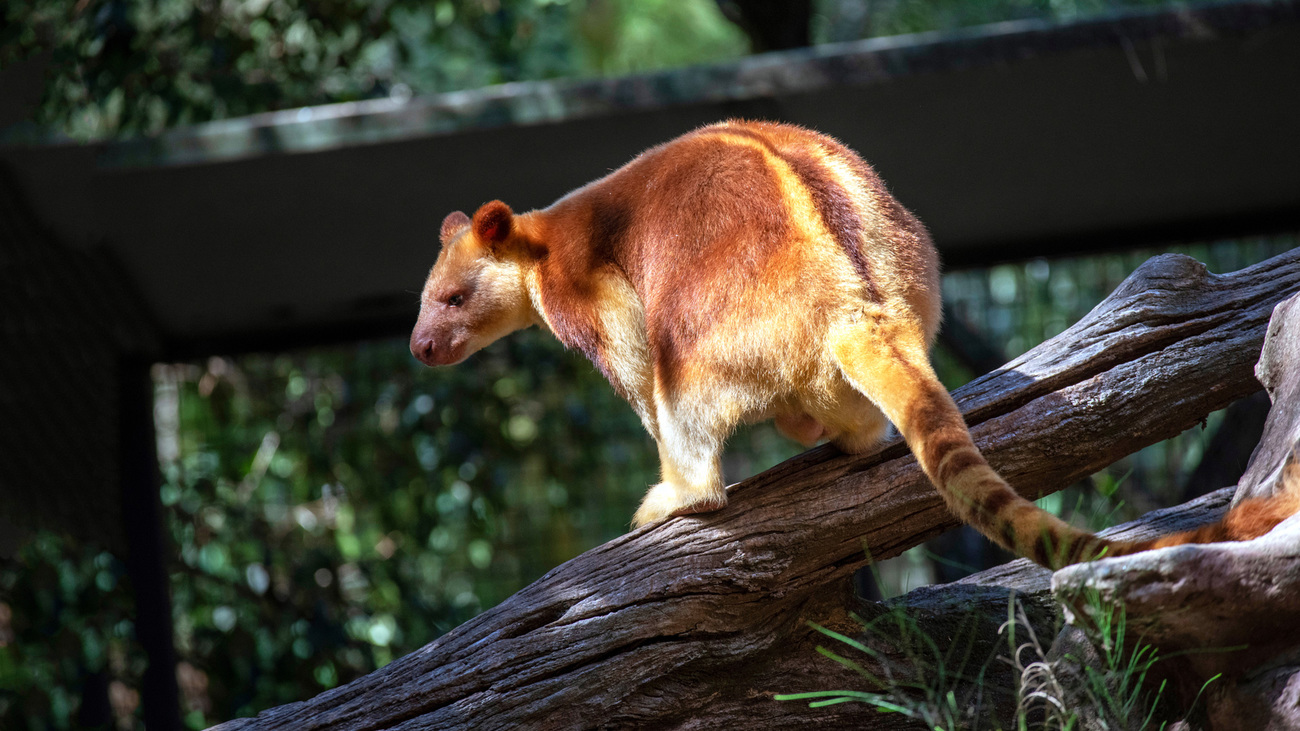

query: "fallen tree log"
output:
1054 291 1300 730
214 249 1300 730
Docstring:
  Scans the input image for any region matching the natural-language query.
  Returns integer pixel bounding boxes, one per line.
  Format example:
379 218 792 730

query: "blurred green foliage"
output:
148 330 676 723
1 0 748 140
0 0 1276 728
0 536 140 729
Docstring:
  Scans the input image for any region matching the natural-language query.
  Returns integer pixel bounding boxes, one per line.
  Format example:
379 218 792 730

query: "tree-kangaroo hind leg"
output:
829 316 1112 569
632 391 728 528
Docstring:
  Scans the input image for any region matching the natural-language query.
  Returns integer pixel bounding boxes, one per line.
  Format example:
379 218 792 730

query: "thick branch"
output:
1238 292 1300 501
214 250 1300 730
1051 291 1300 728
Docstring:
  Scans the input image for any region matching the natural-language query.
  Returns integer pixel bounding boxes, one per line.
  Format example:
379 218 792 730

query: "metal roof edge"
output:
3 0 1294 169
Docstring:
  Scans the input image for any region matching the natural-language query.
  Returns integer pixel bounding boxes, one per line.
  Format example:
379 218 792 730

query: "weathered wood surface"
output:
1238 293 1300 502
1053 291 1300 730
213 250 1300 730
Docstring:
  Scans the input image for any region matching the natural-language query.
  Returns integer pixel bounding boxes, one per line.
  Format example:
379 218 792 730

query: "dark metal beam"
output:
2 2 1296 357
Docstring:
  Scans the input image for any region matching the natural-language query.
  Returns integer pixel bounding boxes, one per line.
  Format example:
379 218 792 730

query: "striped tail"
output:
1108 446 1300 557
892 378 1300 568
833 320 1300 569
832 321 1114 569
895 377 1116 569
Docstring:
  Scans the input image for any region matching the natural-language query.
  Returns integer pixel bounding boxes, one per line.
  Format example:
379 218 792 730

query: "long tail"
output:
834 320 1300 570
899 378 1300 568
891 374 1118 569
1109 446 1300 557
896 377 1300 568
833 322 1116 568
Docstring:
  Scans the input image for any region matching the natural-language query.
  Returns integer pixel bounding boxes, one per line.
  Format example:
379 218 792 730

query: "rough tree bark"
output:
213 249 1300 730
1054 291 1300 730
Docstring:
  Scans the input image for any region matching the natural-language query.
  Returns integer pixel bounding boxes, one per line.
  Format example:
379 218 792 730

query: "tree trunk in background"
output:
213 250 1300 730
715 0 813 52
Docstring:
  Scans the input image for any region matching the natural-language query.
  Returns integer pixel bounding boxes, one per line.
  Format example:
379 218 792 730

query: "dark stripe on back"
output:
779 148 882 302
826 138 933 267
706 125 882 302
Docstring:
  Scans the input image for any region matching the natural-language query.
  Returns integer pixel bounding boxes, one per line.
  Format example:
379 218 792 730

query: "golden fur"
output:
411 120 1295 569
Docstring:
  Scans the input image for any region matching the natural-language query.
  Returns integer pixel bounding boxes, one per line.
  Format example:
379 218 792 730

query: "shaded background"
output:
1 1 1297 728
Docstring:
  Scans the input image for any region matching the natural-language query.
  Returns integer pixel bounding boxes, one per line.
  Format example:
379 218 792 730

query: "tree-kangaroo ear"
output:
440 211 471 244
472 200 513 245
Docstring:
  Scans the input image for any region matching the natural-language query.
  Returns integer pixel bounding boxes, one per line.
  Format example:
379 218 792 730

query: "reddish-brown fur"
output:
411 120 1299 569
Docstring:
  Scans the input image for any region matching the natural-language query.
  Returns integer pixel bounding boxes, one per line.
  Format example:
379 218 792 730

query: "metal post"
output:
119 357 182 731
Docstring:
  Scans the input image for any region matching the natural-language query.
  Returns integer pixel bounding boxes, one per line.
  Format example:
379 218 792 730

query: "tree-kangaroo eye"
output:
448 294 464 307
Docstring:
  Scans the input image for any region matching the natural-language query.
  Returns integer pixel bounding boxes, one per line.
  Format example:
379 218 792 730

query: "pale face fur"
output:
410 230 538 367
